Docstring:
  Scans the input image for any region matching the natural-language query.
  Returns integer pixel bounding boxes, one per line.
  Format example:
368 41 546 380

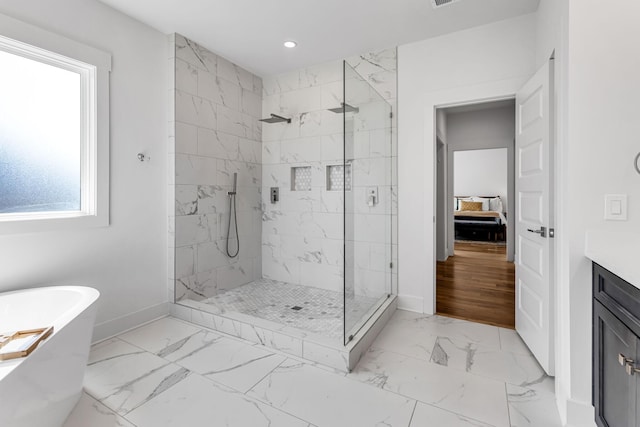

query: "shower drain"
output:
291 306 303 311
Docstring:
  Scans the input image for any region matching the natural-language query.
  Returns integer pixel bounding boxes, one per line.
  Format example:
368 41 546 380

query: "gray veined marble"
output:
64 393 135 427
507 384 562 427
70 313 562 427
84 339 193 415
170 34 262 304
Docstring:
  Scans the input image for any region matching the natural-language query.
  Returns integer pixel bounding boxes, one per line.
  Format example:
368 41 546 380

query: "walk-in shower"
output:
170 34 397 371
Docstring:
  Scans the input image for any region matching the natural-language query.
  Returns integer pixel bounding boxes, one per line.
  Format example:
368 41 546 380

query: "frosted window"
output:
0 49 81 214
291 167 312 191
327 164 351 191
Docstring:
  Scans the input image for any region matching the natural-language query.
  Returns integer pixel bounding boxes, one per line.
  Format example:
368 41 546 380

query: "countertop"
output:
585 230 640 288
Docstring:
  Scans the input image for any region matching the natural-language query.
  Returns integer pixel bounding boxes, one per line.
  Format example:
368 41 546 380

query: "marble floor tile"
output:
100 363 190 415
370 314 437 361
172 333 286 392
373 312 501 362
154 328 223 361
63 393 135 427
506 384 562 427
68 311 560 427
350 348 510 427
118 316 202 355
248 359 416 427
431 336 554 393
85 339 170 400
499 328 532 355
409 402 494 427
126 372 309 427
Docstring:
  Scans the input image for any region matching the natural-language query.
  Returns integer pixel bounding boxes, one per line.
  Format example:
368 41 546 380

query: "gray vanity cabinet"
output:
593 263 640 427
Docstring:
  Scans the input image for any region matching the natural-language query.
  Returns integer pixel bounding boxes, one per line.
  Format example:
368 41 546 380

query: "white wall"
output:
0 0 169 340
453 148 507 203
435 110 448 261
447 106 514 208
397 14 536 313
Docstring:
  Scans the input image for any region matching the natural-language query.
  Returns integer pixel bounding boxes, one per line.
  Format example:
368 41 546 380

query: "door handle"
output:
527 226 547 238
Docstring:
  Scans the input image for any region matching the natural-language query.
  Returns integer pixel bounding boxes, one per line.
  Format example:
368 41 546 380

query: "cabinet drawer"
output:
593 263 640 337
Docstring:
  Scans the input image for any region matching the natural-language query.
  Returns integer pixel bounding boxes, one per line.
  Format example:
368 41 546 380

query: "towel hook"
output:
635 152 640 175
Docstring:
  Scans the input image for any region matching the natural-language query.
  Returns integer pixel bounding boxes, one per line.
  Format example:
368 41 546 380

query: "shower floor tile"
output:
200 279 380 339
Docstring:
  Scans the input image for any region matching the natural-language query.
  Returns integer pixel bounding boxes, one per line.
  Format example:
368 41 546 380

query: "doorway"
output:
435 100 516 329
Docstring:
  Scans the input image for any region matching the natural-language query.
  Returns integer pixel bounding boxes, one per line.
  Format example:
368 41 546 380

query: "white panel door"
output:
515 61 554 375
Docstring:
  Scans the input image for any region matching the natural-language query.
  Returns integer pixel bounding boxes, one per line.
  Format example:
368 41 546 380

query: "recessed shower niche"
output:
168 34 398 372
327 164 352 191
291 166 312 191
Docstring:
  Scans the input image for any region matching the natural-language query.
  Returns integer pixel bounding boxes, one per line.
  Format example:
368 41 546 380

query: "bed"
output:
454 196 506 242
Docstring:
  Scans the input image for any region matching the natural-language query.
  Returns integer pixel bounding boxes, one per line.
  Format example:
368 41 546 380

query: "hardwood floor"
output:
436 241 515 329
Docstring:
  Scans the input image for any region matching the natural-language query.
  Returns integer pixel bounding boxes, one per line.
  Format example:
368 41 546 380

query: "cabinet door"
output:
594 301 636 427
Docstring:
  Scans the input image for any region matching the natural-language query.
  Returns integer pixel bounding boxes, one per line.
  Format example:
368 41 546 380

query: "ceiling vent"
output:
431 0 461 8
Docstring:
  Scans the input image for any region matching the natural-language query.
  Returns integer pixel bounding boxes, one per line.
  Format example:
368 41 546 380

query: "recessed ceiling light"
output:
283 40 297 49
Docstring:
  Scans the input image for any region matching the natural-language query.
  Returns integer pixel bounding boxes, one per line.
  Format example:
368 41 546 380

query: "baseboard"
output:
397 294 423 313
564 398 595 427
92 302 169 343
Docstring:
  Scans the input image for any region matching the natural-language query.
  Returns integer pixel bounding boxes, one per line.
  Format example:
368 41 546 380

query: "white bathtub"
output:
0 286 100 427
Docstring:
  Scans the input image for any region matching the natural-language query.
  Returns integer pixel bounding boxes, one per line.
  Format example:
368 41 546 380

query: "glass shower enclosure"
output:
171 42 397 366
343 61 395 345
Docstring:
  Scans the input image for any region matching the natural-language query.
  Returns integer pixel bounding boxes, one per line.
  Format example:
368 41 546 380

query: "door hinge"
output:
390 112 393 119
549 228 555 238
390 262 393 269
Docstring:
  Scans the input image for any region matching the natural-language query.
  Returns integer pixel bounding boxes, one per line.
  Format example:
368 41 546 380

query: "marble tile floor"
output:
186 278 381 338
64 311 562 427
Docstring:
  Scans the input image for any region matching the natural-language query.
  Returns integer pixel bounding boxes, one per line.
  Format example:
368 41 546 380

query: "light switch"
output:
611 200 622 215
605 194 628 221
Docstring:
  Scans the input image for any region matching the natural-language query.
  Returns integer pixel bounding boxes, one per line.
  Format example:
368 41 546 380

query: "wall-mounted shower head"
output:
228 172 237 195
327 103 359 114
259 113 291 124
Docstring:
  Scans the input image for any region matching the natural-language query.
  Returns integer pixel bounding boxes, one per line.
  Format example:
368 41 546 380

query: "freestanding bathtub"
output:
0 286 100 427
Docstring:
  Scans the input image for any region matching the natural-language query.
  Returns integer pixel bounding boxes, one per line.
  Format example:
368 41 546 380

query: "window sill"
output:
0 212 109 235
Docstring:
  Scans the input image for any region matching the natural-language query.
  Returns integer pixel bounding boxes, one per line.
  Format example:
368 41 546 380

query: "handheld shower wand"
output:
226 172 240 258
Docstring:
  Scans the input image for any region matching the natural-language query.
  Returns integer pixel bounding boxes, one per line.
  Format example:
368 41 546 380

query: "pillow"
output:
489 197 503 212
470 197 490 211
459 200 483 211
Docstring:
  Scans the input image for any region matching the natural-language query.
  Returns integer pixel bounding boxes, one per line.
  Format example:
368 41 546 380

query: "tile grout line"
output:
85 393 141 427
243 354 289 396
406 400 418 427
191 367 314 426
504 381 514 427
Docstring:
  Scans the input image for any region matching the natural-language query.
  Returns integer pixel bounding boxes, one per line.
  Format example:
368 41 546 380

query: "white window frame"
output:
0 13 111 234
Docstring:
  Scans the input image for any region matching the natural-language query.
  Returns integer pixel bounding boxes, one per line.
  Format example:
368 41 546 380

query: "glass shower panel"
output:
343 61 394 345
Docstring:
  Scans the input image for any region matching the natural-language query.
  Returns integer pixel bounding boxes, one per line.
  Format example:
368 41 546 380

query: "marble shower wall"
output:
168 34 263 302
261 49 398 297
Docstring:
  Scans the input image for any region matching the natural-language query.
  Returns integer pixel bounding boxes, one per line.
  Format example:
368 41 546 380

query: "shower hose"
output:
226 190 240 258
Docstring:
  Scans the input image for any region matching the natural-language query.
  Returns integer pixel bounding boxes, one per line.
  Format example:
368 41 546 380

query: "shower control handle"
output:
271 187 279 204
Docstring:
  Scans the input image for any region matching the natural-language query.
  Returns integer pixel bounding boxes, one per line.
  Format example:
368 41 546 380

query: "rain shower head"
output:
259 113 291 124
327 103 359 114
